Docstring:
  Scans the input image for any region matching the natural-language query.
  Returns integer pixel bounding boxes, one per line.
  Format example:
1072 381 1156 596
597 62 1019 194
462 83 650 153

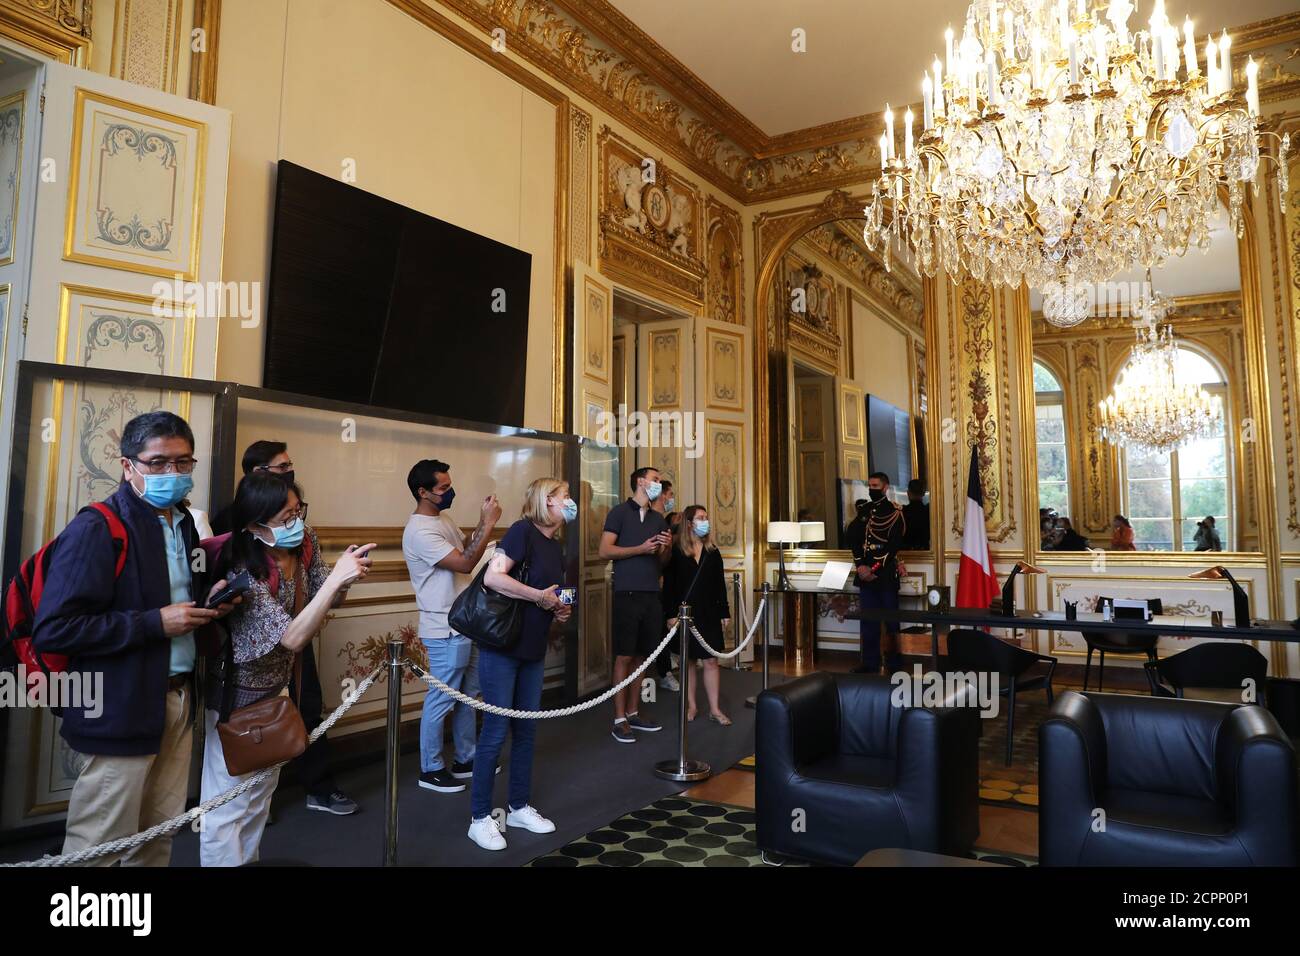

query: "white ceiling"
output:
609 0 1298 136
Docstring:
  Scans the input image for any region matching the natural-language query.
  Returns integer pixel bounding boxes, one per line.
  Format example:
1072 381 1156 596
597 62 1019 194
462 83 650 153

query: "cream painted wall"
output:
215 0 557 431
850 294 910 413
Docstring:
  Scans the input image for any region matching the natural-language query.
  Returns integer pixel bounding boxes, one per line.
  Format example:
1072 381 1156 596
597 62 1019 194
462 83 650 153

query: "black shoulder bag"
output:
449 530 532 651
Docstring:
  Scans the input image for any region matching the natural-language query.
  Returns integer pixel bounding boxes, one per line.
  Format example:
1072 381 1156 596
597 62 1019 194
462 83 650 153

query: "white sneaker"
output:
658 672 681 692
468 815 507 850
506 804 556 834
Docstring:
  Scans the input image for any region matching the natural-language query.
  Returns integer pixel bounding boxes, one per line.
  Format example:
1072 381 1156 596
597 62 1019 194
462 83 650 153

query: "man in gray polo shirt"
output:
600 466 672 743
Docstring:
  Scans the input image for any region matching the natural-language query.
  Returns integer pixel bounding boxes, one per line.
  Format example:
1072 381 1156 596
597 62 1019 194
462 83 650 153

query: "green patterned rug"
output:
528 797 1035 867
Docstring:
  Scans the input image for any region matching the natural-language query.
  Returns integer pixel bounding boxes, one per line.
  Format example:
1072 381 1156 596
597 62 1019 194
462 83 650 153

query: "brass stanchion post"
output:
654 603 710 782
384 639 403 866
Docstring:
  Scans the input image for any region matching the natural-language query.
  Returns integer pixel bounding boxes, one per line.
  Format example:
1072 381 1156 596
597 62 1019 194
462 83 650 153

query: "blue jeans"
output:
470 647 544 821
857 585 901 670
419 635 479 773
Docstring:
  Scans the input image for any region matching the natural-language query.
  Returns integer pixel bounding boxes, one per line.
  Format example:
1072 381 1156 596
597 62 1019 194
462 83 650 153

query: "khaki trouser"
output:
62 683 193 867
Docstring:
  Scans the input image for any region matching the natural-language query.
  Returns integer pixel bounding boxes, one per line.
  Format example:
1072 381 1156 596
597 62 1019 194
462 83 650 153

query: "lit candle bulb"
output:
1031 33 1043 89
1004 9 1015 58
1164 28 1179 81
1058 0 1070 45
905 107 914 158
1182 17 1198 75
987 58 999 104
879 133 888 169
1108 0 1130 46
922 73 934 129
1069 31 1080 84
946 26 954 75
1245 56 1259 114
1095 29 1108 81
933 58 945 118
1153 30 1164 79
884 104 895 160
1206 36 1219 95
1149 0 1166 34
1219 30 1231 93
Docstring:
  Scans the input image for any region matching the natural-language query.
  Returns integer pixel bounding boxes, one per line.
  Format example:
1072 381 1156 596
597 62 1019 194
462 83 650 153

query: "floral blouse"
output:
215 528 329 709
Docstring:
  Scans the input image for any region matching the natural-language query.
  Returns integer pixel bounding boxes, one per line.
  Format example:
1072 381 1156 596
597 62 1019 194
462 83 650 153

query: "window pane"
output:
1034 363 1061 392
1125 445 1171 480
1179 436 1226 479
1038 445 1067 481
1127 479 1172 517
1039 482 1069 515
1174 350 1224 386
1130 518 1173 551
1036 412 1065 444
1180 477 1227 520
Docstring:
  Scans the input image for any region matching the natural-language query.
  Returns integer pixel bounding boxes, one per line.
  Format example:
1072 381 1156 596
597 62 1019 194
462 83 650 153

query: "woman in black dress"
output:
663 505 732 725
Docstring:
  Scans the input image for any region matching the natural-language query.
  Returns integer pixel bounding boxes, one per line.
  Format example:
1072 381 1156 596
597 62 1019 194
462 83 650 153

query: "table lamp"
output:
1188 566 1251 628
767 521 801 591
994 561 1046 617
799 521 825 549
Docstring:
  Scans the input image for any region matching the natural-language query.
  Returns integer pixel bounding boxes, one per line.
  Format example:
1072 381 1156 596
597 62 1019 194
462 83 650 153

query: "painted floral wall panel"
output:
707 419 743 557
0 90 25 267
64 89 206 279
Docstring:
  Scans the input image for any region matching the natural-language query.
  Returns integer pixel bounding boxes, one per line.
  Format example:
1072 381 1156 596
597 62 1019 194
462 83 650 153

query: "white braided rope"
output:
689 597 766 660
3 665 384 868
409 624 679 718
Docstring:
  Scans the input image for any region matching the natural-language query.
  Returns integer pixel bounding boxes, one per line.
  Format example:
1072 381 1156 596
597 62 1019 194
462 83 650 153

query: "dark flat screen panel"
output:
264 161 531 425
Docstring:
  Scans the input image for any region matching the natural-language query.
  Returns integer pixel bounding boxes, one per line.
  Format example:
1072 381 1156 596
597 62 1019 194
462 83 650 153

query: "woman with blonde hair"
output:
663 505 732 725
467 477 574 851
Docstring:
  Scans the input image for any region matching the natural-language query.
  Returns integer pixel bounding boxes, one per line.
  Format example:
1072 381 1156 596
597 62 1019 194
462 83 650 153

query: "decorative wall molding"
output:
705 196 742 324
596 124 705 308
0 0 92 64
569 104 591 265
110 0 183 93
188 0 221 104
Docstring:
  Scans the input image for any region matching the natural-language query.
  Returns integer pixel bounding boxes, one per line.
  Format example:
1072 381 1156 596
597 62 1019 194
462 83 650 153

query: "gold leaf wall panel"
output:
570 105 592 265
706 418 744 557
705 325 742 411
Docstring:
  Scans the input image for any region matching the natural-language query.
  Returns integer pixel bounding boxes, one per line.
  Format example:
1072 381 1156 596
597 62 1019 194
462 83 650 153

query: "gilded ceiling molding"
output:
1030 292 1244 333
0 0 92 64
802 220 923 328
188 0 220 104
434 0 882 202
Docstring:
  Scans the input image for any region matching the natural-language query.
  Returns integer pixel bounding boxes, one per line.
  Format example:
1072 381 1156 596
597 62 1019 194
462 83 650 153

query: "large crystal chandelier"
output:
1097 275 1222 453
862 0 1290 327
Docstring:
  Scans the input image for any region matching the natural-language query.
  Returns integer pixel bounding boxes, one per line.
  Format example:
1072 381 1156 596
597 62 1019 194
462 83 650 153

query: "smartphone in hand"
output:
206 569 253 609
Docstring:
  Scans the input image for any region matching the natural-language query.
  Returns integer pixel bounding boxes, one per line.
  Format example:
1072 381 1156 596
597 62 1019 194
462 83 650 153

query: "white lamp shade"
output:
767 521 801 544
799 521 825 542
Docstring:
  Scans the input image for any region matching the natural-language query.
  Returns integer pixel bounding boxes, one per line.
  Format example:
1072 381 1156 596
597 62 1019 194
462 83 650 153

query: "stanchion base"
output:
744 694 757 709
653 759 711 782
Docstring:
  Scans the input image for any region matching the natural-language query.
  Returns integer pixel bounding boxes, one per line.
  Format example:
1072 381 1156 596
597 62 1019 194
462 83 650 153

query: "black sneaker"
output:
450 759 501 780
418 768 466 793
611 720 636 744
306 791 359 815
626 713 662 732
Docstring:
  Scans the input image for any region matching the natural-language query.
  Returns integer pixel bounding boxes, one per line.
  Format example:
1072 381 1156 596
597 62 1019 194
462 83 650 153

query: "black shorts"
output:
612 591 664 658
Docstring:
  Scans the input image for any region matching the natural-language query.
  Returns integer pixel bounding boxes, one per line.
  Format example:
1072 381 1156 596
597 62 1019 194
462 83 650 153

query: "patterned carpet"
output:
528 797 1035 866
976 694 1049 810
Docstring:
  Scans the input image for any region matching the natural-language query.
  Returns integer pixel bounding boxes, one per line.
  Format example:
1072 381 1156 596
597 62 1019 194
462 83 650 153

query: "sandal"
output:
708 713 732 726
687 710 698 722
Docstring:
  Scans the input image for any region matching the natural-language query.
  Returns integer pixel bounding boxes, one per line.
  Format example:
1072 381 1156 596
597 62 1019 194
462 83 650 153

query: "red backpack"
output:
1 502 128 689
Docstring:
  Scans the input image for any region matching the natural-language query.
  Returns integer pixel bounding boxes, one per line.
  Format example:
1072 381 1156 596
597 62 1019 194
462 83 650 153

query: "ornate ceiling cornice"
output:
425 2 1300 204
1031 292 1244 335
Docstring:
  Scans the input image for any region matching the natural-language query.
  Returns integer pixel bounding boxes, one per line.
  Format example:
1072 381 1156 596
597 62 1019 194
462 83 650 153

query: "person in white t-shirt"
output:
402 459 501 794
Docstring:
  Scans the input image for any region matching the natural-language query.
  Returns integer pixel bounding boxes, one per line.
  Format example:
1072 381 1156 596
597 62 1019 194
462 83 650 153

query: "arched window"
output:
1120 346 1231 551
1034 361 1069 517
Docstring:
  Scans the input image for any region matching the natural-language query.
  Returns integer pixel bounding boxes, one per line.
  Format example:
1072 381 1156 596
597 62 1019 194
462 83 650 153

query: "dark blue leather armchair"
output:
1039 691 1297 866
756 672 979 866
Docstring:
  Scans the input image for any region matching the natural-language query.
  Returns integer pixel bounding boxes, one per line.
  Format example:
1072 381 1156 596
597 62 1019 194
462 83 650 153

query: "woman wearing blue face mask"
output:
662 505 732 725
200 473 375 866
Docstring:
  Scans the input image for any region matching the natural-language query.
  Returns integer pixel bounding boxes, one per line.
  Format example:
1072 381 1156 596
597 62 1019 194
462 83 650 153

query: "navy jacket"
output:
33 481 205 756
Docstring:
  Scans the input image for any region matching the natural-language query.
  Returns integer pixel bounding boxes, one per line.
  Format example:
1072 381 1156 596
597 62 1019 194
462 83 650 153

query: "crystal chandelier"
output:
862 0 1290 327
1097 275 1222 453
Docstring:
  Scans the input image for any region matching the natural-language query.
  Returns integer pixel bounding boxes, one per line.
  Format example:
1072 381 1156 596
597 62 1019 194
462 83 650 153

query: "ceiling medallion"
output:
862 0 1290 328
1097 272 1222 453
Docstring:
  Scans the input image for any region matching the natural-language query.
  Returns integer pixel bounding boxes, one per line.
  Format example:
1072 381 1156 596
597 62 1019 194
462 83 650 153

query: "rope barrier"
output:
2 664 384 868
407 623 680 719
689 597 766 661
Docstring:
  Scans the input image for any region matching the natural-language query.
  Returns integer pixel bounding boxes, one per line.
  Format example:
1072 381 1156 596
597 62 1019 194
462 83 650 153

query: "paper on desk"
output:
819 560 854 591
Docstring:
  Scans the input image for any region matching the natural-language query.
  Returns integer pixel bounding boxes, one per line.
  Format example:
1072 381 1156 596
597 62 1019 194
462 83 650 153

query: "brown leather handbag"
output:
216 562 310 776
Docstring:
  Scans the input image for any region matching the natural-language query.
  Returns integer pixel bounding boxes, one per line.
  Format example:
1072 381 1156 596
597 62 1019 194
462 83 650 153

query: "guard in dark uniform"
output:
850 471 906 674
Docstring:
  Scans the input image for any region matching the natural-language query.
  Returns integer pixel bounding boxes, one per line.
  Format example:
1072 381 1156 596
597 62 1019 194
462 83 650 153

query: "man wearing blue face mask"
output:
34 411 239 865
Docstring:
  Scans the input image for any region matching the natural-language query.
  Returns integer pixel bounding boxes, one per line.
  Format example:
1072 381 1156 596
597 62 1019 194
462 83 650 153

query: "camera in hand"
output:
206 569 253 609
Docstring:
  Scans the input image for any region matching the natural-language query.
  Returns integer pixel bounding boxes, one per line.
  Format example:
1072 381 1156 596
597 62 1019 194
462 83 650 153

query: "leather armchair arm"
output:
1216 705 1298 865
755 672 838 777
895 704 980 853
1038 692 1107 866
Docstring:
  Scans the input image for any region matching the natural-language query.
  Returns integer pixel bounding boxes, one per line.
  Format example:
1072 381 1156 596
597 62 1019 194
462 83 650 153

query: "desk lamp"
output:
994 561 1046 617
767 521 800 591
1188 566 1251 628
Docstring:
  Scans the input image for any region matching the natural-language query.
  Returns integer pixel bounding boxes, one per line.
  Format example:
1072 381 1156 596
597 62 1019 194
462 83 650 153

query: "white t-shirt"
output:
403 513 467 640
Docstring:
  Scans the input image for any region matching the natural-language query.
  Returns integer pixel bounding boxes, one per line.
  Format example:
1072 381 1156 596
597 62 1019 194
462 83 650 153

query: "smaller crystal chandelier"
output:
1097 274 1221 453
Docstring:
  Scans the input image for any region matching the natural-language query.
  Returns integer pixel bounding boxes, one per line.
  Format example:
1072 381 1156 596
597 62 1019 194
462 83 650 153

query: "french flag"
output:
956 446 999 609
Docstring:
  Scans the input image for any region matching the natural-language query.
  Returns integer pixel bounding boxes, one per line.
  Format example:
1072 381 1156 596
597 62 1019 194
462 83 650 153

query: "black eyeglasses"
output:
131 456 198 475
255 461 294 474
